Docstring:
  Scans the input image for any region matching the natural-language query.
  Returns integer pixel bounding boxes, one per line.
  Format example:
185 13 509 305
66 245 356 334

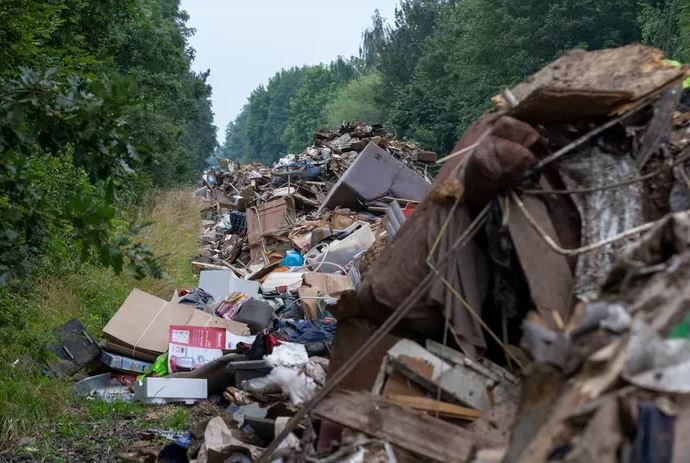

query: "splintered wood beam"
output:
313 391 476 463
385 393 481 421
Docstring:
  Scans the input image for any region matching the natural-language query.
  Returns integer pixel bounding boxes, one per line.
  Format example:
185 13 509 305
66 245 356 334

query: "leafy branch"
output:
0 68 164 285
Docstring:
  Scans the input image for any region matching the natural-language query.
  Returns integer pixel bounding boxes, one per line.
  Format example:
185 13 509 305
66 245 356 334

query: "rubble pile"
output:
43 45 690 463
193 122 435 273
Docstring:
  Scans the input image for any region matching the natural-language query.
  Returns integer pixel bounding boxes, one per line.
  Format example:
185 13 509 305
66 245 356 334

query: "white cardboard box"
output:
133 377 208 404
199 270 260 301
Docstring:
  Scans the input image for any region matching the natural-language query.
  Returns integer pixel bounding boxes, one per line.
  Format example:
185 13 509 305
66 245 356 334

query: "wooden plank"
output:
313 391 476 463
191 261 233 272
508 195 573 327
385 393 480 421
385 356 474 407
381 371 427 398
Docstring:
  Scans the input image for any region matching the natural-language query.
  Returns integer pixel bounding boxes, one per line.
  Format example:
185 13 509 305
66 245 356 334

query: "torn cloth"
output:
357 116 497 355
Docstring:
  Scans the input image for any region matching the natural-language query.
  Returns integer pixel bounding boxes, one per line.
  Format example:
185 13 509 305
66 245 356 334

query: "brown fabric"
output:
358 115 539 354
464 116 542 206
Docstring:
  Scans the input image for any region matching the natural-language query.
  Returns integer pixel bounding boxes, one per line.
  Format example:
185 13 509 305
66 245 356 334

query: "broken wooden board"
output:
313 391 476 463
385 393 480 421
508 195 573 328
373 339 497 411
497 44 685 122
246 196 296 265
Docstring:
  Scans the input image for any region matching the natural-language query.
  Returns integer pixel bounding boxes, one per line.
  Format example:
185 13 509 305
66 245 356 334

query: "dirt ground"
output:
0 400 224 463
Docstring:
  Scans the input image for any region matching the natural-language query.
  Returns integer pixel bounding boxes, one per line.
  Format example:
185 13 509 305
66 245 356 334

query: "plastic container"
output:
318 222 375 272
281 250 304 267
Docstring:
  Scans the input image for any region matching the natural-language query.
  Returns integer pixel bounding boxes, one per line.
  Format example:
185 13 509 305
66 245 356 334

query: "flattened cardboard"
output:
508 196 573 327
102 289 249 362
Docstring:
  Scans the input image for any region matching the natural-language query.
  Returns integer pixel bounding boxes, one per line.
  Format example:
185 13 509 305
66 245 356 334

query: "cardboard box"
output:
101 350 153 374
302 273 354 297
168 325 255 373
299 273 355 320
102 289 250 362
215 185 254 212
247 197 296 264
261 272 304 293
133 377 207 404
199 270 260 302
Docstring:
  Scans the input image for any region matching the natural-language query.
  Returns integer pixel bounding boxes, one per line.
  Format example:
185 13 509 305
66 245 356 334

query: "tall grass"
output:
0 188 201 450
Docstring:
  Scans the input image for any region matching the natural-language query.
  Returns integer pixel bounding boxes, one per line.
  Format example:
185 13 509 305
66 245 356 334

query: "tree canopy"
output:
0 0 216 284
221 0 690 162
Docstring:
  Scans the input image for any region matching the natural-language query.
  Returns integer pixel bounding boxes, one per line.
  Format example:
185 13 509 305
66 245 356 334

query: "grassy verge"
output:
0 188 202 458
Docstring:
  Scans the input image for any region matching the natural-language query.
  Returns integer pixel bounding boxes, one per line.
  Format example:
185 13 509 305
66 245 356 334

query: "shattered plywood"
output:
497 44 685 121
313 391 476 463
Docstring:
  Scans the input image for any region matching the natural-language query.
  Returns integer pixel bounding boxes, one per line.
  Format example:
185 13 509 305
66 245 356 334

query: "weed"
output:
0 188 200 451
164 407 189 431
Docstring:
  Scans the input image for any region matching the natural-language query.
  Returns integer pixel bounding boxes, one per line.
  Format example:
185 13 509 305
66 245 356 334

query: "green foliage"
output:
389 0 641 152
0 0 216 285
324 71 388 127
376 0 449 91
360 9 387 68
225 0 690 161
638 0 690 61
0 188 200 449
0 68 163 285
221 106 248 159
283 60 357 152
222 59 358 164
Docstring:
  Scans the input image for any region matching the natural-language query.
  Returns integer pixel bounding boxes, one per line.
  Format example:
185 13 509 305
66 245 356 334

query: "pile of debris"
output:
44 45 690 463
44 123 437 460
193 122 435 274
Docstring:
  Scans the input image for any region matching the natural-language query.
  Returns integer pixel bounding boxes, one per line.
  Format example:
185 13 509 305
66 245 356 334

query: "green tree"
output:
222 106 249 160
323 71 388 127
377 0 449 91
0 0 217 283
360 10 387 68
0 69 162 284
638 0 690 61
391 0 640 152
283 59 356 152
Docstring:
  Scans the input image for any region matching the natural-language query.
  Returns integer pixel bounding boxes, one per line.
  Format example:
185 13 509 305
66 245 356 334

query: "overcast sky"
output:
181 0 399 143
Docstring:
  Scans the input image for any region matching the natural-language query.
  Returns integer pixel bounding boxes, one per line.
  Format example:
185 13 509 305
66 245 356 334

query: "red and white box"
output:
168 325 225 373
167 325 255 373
